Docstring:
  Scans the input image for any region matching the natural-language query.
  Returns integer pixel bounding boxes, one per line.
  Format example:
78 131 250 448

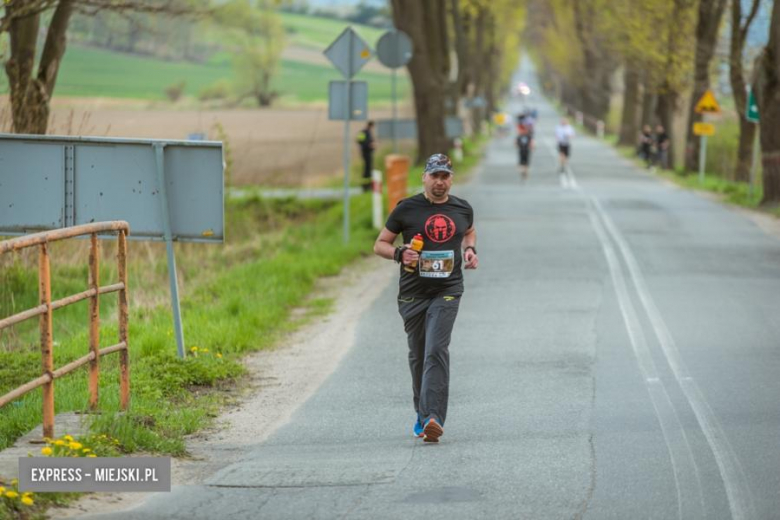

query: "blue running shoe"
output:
423 417 443 443
413 414 424 438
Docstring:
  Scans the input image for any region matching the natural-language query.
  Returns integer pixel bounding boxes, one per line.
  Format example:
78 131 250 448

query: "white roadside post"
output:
372 169 383 230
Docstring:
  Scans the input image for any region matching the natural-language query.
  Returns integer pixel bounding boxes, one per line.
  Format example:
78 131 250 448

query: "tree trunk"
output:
729 0 761 182
483 12 498 122
753 0 780 205
640 82 656 128
655 86 677 168
5 0 74 134
684 0 728 173
618 65 640 146
5 2 40 133
469 6 487 136
735 117 757 182
392 0 449 162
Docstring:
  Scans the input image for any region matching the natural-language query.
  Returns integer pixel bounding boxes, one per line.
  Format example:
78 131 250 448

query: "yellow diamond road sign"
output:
694 90 721 114
693 122 715 136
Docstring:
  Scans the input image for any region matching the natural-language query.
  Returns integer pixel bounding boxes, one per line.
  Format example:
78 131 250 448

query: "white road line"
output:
587 206 705 520
592 197 756 520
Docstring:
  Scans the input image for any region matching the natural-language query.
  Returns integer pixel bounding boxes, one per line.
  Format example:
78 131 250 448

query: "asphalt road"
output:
87 62 780 520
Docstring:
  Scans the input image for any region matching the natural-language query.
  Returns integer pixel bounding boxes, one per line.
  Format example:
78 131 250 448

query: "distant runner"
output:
373 153 479 443
516 121 534 181
555 117 575 174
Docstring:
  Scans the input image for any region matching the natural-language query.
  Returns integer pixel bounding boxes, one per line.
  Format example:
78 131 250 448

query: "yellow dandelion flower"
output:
82 448 91 453
41 447 53 456
69 442 83 451
63 435 74 442
21 496 34 506
87 453 97 458
54 440 66 447
5 490 19 499
202 348 209 353
0 486 5 493
216 353 222 359
10 479 17 486
190 346 198 352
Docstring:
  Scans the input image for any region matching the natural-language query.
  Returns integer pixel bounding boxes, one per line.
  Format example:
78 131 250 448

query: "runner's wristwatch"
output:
394 246 409 263
464 246 477 255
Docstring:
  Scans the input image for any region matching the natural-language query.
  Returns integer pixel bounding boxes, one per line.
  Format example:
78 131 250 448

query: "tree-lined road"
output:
84 63 780 520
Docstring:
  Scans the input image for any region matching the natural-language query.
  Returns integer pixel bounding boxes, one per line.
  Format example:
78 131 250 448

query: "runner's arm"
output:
374 228 418 265
463 226 479 269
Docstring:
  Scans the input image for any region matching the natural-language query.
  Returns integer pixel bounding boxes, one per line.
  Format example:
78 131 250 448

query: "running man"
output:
373 153 479 443
516 120 534 181
555 117 575 174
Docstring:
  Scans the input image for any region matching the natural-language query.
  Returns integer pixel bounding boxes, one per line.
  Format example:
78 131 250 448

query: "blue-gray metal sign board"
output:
376 117 464 140
328 81 368 121
0 134 224 242
377 119 417 140
376 30 413 69
324 27 374 79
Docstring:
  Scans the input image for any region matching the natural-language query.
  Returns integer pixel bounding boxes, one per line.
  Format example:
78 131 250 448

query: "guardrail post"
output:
39 242 55 439
88 233 100 410
118 230 130 410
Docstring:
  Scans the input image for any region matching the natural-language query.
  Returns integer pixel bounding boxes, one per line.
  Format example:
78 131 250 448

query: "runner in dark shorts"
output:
516 124 534 181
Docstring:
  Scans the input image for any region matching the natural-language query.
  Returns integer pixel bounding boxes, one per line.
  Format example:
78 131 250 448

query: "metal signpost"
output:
693 89 721 184
0 134 224 359
746 87 760 198
324 27 374 243
376 29 413 153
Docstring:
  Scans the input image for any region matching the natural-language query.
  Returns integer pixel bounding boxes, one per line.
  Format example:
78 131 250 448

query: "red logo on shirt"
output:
425 214 456 243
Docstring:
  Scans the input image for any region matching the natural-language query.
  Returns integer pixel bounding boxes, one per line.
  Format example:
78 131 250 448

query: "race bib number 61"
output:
419 251 454 278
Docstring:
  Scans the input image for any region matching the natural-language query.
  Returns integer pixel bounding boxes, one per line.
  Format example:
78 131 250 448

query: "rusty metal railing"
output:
0 221 130 439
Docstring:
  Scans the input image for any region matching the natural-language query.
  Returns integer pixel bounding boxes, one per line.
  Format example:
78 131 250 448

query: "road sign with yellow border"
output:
693 122 715 136
694 90 721 114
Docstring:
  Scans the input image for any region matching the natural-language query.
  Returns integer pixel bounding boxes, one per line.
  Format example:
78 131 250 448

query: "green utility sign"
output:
746 89 760 123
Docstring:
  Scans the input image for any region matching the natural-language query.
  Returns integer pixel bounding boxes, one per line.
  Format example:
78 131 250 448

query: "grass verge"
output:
1 195 377 456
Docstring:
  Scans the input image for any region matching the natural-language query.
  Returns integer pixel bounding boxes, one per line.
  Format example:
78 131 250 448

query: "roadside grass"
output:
572 103 777 219
0 194 378 457
607 136 778 217
0 45 409 104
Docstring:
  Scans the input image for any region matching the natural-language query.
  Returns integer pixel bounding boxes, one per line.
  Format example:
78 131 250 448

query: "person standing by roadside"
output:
555 117 575 174
357 120 376 192
654 124 670 170
373 153 479 443
638 124 654 167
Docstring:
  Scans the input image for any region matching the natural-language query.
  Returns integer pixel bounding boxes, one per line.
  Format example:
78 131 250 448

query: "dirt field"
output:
1 97 414 187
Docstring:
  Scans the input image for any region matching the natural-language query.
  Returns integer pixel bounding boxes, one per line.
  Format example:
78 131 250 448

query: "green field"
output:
280 12 386 50
0 44 408 104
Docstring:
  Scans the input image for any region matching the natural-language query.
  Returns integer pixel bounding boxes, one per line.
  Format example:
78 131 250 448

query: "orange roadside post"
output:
385 154 410 213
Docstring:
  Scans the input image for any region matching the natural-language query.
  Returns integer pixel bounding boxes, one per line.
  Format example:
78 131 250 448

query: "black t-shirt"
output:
517 134 532 150
385 193 474 298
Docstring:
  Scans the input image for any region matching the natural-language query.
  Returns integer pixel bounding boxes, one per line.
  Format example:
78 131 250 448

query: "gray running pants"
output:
397 295 461 425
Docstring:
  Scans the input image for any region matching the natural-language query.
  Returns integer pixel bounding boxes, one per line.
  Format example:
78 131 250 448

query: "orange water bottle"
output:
404 233 424 273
